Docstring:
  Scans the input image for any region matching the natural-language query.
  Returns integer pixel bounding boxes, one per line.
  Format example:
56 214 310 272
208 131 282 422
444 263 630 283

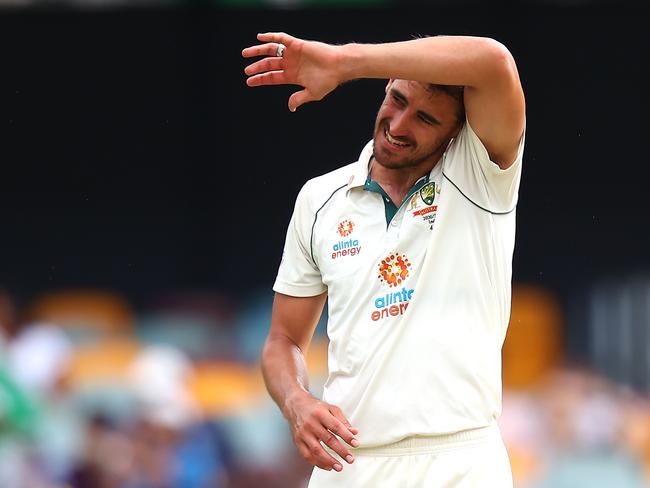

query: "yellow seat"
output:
27 290 134 341
189 362 266 417
503 285 564 389
63 338 141 388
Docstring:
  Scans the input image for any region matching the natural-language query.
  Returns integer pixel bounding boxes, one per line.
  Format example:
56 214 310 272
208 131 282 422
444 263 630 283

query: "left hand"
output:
242 32 344 112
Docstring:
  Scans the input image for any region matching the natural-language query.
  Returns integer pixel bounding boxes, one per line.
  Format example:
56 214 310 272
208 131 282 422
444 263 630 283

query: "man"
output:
242 32 525 487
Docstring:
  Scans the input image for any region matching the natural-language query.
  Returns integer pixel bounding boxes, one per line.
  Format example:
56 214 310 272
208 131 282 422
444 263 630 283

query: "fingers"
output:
246 71 289 87
290 399 359 472
257 32 294 45
327 405 360 448
319 428 355 466
298 426 355 472
242 32 313 111
288 90 313 112
244 57 284 77
241 42 284 59
295 412 357 465
241 31 293 59
243 46 291 89
297 439 343 472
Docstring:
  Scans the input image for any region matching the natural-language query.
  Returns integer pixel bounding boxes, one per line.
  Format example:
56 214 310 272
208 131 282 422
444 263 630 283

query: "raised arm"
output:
262 292 359 472
242 33 525 168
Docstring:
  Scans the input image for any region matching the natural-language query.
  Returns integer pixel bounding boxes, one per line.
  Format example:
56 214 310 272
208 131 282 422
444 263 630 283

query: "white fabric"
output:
274 120 524 448
308 423 513 487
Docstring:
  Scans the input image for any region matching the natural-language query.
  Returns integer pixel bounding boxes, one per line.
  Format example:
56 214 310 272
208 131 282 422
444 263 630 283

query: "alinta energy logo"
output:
331 219 361 260
371 252 415 322
337 219 354 237
378 253 411 287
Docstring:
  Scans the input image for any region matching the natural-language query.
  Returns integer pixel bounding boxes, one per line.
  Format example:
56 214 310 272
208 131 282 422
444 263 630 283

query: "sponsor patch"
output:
378 253 411 288
331 239 361 260
332 219 361 259
337 219 354 237
371 252 414 322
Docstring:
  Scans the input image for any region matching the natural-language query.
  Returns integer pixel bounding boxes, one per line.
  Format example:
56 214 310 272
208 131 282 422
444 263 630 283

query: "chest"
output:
313 178 442 287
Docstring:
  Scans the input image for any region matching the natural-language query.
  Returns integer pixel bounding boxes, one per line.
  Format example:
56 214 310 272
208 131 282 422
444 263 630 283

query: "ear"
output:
450 121 463 139
385 79 395 93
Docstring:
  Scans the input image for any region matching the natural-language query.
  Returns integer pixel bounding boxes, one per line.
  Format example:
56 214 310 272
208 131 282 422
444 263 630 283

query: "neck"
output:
370 155 441 205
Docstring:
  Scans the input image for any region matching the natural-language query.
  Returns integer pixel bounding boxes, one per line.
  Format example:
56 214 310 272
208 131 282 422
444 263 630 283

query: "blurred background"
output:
1 0 650 487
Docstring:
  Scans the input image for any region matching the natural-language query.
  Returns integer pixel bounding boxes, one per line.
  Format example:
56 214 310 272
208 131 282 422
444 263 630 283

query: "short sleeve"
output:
273 181 327 297
442 119 525 213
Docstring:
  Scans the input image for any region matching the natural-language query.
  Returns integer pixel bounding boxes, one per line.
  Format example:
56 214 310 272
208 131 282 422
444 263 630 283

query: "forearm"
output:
261 334 312 418
340 36 515 89
261 330 359 471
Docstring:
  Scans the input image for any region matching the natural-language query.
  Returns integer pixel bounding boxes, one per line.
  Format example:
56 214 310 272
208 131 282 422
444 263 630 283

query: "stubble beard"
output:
372 127 448 172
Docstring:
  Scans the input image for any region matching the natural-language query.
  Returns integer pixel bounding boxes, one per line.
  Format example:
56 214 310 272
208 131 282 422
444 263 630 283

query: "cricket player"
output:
243 32 525 487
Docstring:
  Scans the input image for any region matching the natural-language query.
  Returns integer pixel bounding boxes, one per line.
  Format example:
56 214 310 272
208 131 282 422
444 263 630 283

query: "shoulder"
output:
445 119 525 172
442 119 525 213
298 160 358 211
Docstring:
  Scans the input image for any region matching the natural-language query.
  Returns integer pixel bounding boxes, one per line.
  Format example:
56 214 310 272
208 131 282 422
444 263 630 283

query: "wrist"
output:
337 43 364 83
282 387 312 419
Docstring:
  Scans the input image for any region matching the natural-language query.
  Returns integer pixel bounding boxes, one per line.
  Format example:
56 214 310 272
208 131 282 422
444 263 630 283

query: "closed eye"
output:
418 112 440 126
391 93 405 106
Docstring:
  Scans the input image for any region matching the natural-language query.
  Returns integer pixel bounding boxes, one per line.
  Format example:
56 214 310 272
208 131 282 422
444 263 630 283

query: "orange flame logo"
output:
378 253 411 288
337 219 354 237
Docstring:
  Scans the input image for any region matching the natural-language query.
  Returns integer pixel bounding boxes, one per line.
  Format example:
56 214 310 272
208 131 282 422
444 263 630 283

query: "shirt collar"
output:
347 140 374 190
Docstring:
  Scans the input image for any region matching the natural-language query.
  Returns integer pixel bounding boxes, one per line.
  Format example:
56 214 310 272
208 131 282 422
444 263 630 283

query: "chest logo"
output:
371 252 415 322
420 182 436 206
412 182 440 230
337 219 354 237
378 253 412 288
332 219 360 260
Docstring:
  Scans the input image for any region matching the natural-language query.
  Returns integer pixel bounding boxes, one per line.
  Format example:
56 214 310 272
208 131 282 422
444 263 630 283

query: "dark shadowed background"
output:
2 7 648 298
1 4 650 487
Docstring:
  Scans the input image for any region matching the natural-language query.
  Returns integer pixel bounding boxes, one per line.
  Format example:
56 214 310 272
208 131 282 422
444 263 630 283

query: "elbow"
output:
467 37 520 91
261 334 280 363
261 332 302 365
260 334 277 371
261 337 272 365
260 339 270 377
481 38 519 81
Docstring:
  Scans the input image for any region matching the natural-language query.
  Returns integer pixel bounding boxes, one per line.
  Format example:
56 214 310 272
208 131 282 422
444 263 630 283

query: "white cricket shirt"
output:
274 120 525 447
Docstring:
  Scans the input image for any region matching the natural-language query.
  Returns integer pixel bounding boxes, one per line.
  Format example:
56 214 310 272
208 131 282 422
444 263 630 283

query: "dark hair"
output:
427 84 465 125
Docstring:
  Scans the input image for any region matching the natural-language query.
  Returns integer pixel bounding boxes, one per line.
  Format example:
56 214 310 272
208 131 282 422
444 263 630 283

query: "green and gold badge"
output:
420 182 436 206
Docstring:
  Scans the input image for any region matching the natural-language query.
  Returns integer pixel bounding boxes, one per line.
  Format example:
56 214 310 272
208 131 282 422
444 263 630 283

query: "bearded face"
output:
372 80 462 172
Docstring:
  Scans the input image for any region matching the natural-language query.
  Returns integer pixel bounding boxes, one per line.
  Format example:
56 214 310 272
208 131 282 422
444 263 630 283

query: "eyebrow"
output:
390 88 442 126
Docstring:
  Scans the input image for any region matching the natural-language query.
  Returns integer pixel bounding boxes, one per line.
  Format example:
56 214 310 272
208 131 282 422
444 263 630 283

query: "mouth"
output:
383 127 410 149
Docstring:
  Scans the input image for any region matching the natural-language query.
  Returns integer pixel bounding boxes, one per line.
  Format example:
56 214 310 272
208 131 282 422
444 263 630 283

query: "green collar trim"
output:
364 172 430 227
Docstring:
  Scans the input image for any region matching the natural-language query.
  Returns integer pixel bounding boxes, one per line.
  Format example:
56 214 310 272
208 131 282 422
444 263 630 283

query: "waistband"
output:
348 423 499 457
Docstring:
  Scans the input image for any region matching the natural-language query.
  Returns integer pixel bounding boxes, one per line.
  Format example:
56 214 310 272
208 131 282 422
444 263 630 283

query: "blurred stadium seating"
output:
1 282 649 487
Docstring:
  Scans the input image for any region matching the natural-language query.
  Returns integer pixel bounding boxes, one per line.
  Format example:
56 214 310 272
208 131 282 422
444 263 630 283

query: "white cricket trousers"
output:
308 423 513 488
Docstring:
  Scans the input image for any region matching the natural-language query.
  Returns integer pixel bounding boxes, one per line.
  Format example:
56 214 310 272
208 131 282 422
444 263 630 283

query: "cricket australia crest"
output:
420 182 436 206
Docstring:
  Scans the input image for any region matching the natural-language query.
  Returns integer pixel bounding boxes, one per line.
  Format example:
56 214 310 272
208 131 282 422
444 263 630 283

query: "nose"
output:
388 110 409 137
